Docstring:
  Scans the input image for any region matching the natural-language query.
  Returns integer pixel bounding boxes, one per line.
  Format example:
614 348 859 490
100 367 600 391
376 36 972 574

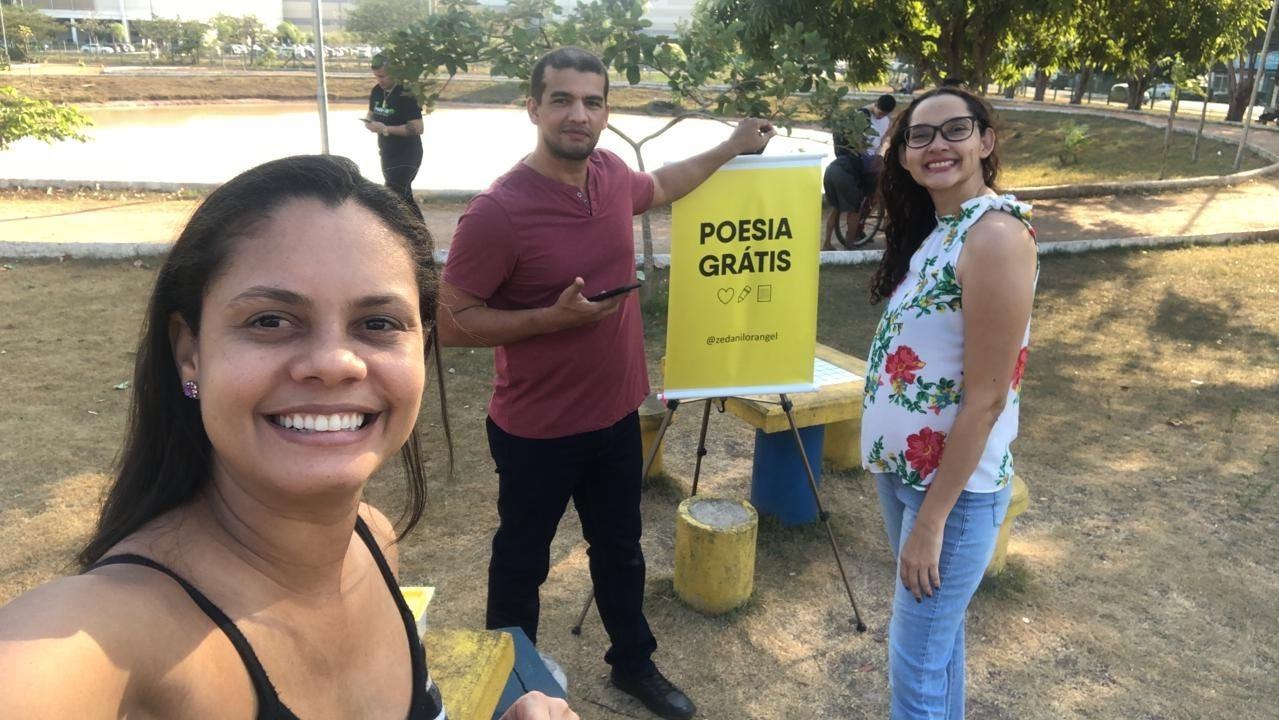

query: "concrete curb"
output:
801 228 1279 266
9 231 1275 263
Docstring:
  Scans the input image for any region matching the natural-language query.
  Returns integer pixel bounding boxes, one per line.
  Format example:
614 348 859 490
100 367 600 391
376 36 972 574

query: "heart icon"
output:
717 288 735 304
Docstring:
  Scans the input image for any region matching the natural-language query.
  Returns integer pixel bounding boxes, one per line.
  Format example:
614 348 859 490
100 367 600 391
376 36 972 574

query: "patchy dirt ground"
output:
1 242 1276 719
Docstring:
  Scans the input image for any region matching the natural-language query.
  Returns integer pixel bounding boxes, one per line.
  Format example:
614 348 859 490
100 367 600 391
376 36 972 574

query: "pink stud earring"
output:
182 380 200 400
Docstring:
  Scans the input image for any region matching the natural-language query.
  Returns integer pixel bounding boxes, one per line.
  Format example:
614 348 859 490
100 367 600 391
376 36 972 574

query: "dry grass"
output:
997 111 1269 188
1 241 1276 718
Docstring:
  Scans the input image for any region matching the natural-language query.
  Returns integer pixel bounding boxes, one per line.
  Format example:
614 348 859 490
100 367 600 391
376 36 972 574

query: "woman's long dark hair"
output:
870 87 1002 303
78 155 451 568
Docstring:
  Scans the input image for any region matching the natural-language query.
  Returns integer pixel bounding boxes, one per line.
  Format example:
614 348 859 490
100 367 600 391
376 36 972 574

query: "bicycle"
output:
833 192 884 248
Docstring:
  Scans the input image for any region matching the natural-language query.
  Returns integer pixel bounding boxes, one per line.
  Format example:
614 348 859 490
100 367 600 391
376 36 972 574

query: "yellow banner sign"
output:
663 154 822 400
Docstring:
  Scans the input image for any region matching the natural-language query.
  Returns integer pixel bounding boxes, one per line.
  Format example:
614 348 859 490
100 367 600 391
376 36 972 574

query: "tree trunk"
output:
1070 67 1092 105
1033 68 1048 101
1228 75 1255 121
1125 76 1149 110
1192 94 1209 162
1159 92 1180 180
1226 50 1258 122
942 17 966 84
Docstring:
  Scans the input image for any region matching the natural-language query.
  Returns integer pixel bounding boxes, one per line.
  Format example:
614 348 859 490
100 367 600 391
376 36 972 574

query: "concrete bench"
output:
402 588 566 720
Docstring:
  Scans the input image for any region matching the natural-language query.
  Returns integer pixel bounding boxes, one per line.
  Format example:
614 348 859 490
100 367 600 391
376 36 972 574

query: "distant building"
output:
29 0 282 24
28 0 700 44
644 0 697 35
281 0 360 32
25 0 149 21
30 0 283 45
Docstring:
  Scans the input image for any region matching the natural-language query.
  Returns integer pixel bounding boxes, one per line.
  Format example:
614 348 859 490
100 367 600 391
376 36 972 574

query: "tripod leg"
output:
574 398 682 636
640 399 680 481
779 394 868 632
570 587 594 636
690 398 713 496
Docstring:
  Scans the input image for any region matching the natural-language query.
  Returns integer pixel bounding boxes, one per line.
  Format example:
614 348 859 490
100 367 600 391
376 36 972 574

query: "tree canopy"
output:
0 87 90 151
346 0 435 44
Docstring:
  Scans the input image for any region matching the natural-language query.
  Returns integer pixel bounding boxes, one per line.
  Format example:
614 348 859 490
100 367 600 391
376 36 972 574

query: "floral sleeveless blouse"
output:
861 194 1035 493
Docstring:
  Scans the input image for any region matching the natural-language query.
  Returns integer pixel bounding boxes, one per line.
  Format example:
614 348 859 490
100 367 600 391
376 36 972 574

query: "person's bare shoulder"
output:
961 210 1036 279
359 502 400 574
968 209 1034 248
0 570 181 716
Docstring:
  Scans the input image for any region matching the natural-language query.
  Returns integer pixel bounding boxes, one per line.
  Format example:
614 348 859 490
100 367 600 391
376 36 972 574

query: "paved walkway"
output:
3 102 1278 258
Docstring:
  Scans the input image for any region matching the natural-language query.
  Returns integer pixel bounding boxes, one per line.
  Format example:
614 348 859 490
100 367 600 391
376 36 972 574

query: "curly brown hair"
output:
869 87 1002 303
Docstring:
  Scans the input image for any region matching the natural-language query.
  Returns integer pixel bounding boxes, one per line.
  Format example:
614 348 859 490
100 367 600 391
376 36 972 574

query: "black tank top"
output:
88 517 446 720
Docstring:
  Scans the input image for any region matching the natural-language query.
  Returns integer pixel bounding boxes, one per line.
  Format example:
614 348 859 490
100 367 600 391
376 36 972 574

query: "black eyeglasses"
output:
903 116 980 148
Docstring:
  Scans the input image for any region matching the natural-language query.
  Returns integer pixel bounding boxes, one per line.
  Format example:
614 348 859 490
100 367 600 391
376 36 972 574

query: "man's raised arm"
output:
649 118 776 207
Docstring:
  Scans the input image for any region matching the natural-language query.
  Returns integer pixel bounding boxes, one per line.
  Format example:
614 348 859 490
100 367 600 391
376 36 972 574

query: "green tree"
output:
483 0 565 84
76 17 108 46
696 0 904 84
1 4 60 50
986 0 1079 99
135 18 213 64
277 21 304 46
1085 0 1264 112
0 86 91 151
347 0 435 44
212 13 268 62
1222 3 1274 121
382 0 487 113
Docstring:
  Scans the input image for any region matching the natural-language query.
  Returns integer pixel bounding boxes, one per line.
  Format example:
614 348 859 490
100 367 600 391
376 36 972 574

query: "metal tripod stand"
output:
570 394 867 635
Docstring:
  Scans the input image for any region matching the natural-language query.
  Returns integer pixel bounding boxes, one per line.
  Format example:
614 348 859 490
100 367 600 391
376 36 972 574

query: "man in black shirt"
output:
364 55 425 219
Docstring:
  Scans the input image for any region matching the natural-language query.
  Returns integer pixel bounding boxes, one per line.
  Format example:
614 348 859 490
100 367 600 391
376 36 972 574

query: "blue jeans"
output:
875 473 1011 720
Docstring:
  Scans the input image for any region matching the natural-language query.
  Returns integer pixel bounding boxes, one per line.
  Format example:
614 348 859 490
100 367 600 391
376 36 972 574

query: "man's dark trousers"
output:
380 149 423 220
485 411 658 677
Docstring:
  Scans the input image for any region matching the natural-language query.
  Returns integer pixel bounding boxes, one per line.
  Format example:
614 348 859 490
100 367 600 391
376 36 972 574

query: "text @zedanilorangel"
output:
706 332 781 346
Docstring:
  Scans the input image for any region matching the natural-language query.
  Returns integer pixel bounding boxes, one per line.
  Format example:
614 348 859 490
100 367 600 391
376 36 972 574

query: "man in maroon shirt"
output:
439 47 772 720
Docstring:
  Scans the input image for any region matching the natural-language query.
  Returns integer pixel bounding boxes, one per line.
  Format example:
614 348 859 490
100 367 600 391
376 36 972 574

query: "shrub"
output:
1057 121 1091 166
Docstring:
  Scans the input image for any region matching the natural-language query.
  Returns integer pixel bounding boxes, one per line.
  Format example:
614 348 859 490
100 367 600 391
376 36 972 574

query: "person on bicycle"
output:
823 94 896 250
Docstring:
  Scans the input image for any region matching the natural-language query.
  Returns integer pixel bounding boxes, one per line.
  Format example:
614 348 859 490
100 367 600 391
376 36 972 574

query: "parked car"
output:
80 44 114 54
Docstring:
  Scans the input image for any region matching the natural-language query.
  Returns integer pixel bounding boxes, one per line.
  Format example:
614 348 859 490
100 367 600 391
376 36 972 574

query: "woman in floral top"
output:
860 87 1037 718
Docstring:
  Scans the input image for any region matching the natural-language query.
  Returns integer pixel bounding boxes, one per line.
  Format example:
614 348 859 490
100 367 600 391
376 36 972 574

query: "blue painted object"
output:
492 626 567 719
750 425 825 525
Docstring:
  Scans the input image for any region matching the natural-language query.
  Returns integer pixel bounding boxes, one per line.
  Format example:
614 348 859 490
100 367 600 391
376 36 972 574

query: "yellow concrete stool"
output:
423 629 515 720
674 496 758 614
986 474 1030 577
639 392 673 479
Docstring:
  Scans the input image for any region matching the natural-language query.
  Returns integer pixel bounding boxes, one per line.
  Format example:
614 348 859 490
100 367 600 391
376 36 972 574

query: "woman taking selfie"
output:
0 156 575 720
861 88 1037 719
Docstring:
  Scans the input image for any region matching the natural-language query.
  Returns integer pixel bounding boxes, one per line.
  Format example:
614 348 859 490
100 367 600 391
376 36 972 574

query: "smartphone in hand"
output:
587 282 642 302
